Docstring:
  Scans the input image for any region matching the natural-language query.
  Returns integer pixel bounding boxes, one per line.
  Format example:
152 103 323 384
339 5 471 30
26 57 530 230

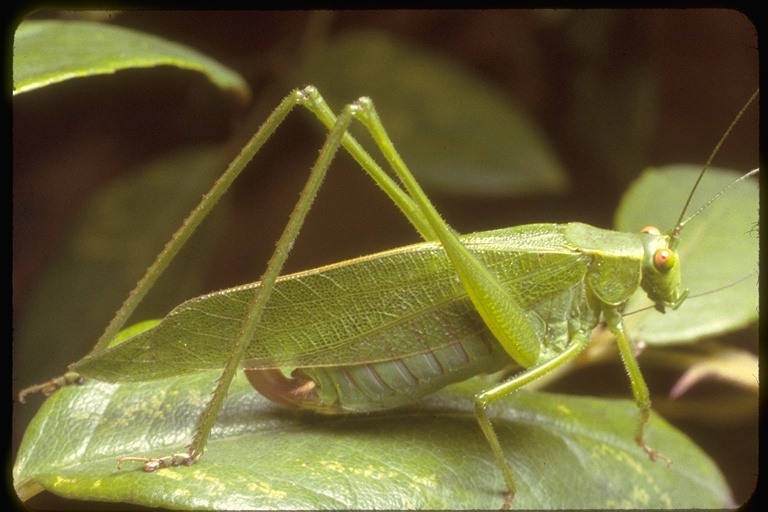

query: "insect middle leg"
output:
474 330 591 508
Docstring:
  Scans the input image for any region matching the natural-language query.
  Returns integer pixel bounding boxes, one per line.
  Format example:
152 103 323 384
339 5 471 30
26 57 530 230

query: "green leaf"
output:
14 374 731 509
296 30 567 197
13 20 249 100
615 167 758 344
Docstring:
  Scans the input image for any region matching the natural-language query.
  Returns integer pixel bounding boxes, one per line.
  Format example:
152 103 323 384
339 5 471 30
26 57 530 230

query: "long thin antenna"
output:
672 88 759 237
680 168 759 228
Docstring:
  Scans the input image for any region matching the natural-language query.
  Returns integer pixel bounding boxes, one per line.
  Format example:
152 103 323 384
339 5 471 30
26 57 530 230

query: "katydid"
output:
18 86 758 508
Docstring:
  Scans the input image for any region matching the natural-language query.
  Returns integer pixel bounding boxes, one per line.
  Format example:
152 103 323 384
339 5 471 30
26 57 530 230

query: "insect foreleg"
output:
603 306 670 464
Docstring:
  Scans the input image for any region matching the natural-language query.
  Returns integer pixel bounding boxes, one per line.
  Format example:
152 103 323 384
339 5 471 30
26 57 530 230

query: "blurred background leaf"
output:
617 167 758 343
13 19 249 99
295 30 568 196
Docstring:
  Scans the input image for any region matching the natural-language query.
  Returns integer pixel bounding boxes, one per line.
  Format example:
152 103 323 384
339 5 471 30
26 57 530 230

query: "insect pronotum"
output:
17 86 758 509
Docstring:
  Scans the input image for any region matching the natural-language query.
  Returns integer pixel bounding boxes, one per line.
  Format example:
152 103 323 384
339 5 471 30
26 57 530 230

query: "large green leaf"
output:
13 20 249 99
14 372 731 509
615 167 759 344
296 30 567 197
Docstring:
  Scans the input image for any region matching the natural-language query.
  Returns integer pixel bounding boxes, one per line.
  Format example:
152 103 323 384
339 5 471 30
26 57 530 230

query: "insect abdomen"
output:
246 329 514 414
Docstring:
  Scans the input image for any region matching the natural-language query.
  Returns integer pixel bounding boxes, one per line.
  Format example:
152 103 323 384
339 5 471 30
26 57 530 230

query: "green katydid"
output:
17 86 758 509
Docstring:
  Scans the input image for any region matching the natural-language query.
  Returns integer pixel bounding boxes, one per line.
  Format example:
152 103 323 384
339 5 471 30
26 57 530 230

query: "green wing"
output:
73 224 596 382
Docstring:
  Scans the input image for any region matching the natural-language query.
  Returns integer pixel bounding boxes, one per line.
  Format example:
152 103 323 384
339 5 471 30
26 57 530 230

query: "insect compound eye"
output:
640 226 661 236
653 248 676 273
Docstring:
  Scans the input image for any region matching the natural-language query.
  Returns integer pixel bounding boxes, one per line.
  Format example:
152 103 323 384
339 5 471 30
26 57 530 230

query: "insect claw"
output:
638 438 672 467
17 373 86 403
116 456 153 470
649 448 672 467
116 452 197 472
500 490 514 510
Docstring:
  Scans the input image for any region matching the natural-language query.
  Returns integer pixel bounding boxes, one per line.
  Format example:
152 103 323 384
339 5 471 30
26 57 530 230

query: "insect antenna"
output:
624 271 758 317
678 168 759 231
670 88 759 245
